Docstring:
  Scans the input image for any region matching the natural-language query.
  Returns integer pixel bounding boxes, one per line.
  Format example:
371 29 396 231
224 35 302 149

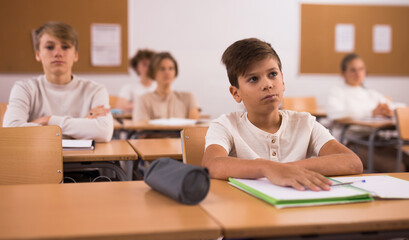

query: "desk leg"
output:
397 140 403 172
340 125 350 145
125 160 134 181
367 129 381 173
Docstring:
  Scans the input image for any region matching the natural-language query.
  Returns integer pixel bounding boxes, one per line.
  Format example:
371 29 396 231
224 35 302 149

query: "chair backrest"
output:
109 95 118 108
395 107 409 141
0 125 63 184
181 127 208 166
282 97 317 113
0 102 7 127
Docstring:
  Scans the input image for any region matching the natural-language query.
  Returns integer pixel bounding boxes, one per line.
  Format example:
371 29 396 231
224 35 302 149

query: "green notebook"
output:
228 177 373 208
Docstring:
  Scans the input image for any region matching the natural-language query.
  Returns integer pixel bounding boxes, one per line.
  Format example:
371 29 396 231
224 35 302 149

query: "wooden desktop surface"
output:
335 118 395 128
200 173 409 239
122 119 209 131
0 181 221 240
63 140 138 162
128 138 182 161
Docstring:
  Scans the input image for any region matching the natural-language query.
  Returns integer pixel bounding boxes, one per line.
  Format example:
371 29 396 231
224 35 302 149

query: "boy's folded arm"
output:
289 139 363 176
203 144 332 191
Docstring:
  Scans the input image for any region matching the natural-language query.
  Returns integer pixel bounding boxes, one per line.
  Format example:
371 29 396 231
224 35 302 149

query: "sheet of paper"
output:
148 118 197 126
332 175 409 199
91 24 121 66
231 178 367 201
373 24 392 53
335 24 355 52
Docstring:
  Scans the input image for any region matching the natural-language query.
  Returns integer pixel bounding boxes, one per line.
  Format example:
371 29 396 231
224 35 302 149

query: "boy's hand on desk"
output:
86 105 110 119
32 116 50 125
262 161 332 191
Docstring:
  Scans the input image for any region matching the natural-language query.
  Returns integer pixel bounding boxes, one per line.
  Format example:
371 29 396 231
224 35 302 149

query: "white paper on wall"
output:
335 24 355 52
91 24 121 66
373 24 392 53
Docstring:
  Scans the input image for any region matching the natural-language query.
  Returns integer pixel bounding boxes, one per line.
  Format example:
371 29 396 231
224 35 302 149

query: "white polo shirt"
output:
205 110 334 163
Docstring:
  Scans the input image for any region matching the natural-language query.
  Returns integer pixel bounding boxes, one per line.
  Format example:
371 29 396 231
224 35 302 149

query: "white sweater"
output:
3 75 113 142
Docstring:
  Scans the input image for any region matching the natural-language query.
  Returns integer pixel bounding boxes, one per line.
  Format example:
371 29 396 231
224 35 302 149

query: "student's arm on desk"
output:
187 92 200 120
188 107 200 120
288 139 363 176
3 82 42 127
202 145 332 191
50 88 113 142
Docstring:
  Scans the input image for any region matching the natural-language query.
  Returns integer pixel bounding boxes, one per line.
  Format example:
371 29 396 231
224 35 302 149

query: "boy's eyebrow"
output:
243 67 279 78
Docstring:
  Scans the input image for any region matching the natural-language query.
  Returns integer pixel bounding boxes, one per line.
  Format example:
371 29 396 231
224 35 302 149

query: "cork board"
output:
300 4 409 75
0 0 128 73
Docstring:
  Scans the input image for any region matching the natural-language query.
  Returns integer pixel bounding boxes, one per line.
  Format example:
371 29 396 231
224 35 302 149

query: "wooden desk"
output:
63 140 137 162
201 173 409 239
0 181 221 240
63 140 138 181
336 118 395 129
336 118 396 172
128 138 182 161
122 119 209 131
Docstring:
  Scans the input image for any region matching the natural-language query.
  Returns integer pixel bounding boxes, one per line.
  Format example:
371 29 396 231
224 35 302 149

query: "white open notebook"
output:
229 175 409 208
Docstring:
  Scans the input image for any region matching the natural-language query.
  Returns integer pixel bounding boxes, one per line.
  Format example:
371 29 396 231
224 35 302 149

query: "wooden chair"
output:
0 102 7 127
395 107 409 172
282 97 317 113
0 126 63 184
181 127 208 166
109 95 118 108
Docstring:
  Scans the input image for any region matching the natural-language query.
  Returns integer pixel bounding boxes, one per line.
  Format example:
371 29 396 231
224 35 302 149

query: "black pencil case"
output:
144 158 210 205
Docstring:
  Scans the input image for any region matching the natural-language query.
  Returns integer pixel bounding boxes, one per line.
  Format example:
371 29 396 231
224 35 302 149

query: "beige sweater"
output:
133 91 198 120
3 75 113 142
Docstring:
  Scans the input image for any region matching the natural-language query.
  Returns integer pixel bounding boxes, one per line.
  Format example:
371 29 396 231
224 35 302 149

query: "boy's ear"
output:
74 51 79 62
35 50 41 62
229 85 242 103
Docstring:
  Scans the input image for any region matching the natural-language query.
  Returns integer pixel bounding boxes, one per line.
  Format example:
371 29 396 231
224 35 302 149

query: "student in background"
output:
326 53 397 121
133 52 200 121
3 21 113 142
326 53 407 172
202 38 362 191
115 49 156 112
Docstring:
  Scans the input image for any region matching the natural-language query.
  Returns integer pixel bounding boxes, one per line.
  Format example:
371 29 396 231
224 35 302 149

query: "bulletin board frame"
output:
0 0 128 73
300 4 409 75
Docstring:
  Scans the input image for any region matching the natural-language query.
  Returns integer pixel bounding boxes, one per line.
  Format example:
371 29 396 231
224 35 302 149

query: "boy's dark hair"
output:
35 22 78 51
129 49 156 75
341 53 361 72
221 38 282 88
147 52 178 80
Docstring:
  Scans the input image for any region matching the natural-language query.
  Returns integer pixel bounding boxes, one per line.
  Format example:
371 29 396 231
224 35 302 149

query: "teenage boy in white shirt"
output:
203 38 363 191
